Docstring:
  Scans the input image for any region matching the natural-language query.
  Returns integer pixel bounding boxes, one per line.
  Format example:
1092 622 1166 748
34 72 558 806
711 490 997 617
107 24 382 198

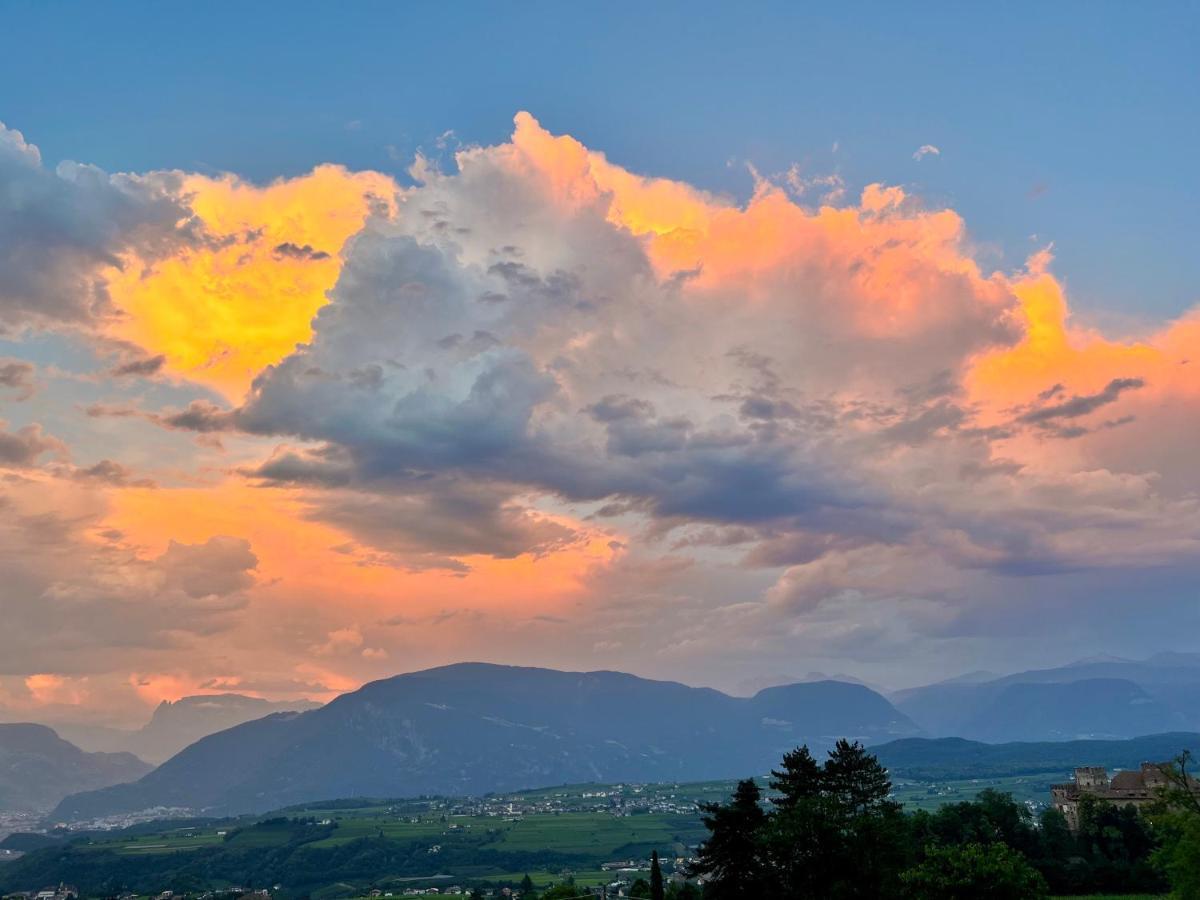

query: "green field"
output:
60 772 1065 864
56 802 704 894
5 774 1082 896
891 772 1056 812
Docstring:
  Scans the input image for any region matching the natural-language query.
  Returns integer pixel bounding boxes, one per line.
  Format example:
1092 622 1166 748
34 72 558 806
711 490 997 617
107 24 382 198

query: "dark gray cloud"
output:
0 358 36 399
0 122 199 328
273 242 330 261
1019 377 1145 424
153 400 239 432
882 401 968 446
110 354 166 377
0 421 62 467
307 482 582 570
70 459 156 488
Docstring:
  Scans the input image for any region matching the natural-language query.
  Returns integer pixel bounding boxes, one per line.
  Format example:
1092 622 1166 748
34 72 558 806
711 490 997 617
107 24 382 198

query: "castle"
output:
1050 763 1171 830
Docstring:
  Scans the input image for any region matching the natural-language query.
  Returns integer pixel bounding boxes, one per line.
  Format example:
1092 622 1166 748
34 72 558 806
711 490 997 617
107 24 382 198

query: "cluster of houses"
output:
2 888 274 900
2 885 78 900
429 785 699 820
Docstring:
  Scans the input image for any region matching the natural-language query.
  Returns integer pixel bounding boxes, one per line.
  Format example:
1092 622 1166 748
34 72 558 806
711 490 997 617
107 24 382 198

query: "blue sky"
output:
4 1 1197 319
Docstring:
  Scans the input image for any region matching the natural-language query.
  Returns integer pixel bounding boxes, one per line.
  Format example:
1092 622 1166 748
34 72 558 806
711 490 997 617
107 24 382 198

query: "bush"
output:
900 842 1048 900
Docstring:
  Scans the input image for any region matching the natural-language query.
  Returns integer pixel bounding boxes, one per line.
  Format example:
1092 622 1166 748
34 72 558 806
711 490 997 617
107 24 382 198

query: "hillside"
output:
0 724 152 812
53 663 918 820
871 731 1200 780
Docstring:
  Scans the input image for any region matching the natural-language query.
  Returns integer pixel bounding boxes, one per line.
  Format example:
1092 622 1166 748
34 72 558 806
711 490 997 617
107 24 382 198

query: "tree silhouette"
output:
650 849 664 900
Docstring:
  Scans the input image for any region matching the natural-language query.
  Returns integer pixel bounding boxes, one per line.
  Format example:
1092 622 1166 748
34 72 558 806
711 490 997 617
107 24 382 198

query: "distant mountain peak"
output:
0 723 151 812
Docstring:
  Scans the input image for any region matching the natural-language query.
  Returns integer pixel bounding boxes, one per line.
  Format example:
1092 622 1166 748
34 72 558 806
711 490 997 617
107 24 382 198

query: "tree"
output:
650 849 664 900
1154 813 1200 900
823 739 896 817
520 874 536 898
760 743 906 898
1155 750 1200 817
900 842 1048 900
915 790 1037 857
1152 751 1200 900
629 877 651 898
689 779 771 899
665 884 699 900
769 745 822 810
541 881 582 900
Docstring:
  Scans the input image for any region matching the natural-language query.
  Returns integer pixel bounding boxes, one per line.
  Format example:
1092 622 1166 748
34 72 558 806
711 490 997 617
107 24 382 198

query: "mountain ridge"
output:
52 693 321 764
0 723 153 812
52 662 918 821
893 655 1200 739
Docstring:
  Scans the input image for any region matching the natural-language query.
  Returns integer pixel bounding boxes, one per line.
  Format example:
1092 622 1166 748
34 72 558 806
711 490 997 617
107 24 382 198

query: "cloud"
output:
157 535 258 598
912 144 941 161
0 477 260 684
188 115 1194 617
0 112 1199 708
71 459 156 488
273 242 331 261
0 358 37 399
1017 376 1144 424
0 122 199 330
312 625 364 656
110 354 166 378
0 421 64 467
152 399 239 432
299 483 584 571
100 165 398 398
225 114 1026 567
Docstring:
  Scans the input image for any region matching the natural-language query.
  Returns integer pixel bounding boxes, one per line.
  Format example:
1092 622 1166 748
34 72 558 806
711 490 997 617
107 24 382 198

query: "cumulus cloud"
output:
139 115 1178 634
0 122 199 330
220 115 1031 573
1 112 1199 706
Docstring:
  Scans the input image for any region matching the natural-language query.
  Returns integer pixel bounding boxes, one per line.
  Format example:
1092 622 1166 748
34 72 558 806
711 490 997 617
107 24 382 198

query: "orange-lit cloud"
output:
2 111 1199 721
25 673 90 706
106 481 614 612
103 166 398 399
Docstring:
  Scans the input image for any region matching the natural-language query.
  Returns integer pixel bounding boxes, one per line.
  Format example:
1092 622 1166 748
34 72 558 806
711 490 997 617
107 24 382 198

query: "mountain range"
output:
52 694 321 765
51 662 919 821
0 724 152 812
891 653 1200 741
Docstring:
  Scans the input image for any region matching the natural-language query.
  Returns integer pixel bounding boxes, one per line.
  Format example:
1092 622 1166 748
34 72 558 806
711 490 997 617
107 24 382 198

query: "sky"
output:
0 2 1197 726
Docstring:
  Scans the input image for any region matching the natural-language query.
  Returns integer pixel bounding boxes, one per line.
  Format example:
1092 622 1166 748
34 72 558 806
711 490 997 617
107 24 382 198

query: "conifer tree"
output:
689 778 771 898
769 745 822 810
